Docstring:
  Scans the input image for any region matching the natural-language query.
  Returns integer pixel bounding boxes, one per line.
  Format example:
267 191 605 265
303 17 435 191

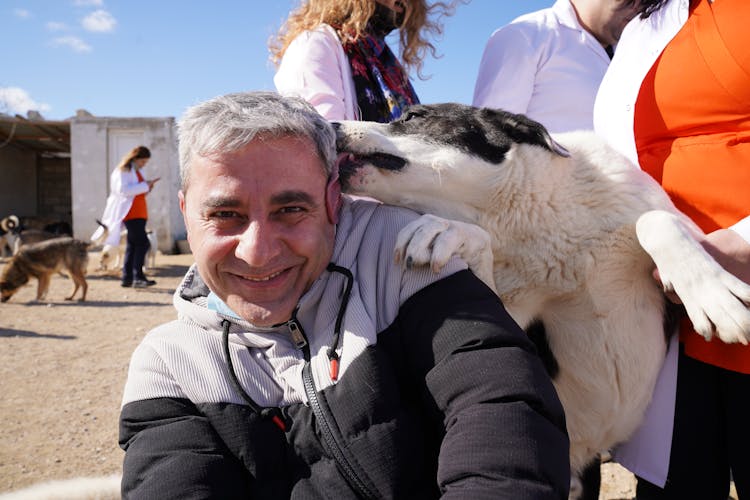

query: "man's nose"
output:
235 220 279 265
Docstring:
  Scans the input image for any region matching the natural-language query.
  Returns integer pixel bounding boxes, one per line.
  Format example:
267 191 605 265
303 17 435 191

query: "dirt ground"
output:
0 250 641 498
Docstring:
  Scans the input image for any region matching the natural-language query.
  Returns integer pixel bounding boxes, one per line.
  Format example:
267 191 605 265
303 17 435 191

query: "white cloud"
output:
51 35 93 53
46 21 69 31
0 87 51 116
13 8 31 18
73 0 104 6
81 9 116 32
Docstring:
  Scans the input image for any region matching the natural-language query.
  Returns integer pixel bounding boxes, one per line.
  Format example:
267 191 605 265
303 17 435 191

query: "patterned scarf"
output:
341 30 420 123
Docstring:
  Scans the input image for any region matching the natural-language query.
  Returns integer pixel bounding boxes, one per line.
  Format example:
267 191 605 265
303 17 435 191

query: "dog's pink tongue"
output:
335 152 354 168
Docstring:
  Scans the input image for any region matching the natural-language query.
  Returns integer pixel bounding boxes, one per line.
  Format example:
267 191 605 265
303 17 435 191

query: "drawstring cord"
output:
220 262 353 428
325 263 354 382
221 319 286 431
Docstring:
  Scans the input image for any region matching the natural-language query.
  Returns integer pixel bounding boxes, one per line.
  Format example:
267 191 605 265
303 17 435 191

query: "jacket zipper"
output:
287 315 377 499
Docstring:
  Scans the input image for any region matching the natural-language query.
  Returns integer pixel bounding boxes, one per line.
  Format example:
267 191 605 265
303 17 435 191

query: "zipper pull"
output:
288 318 308 350
260 408 287 432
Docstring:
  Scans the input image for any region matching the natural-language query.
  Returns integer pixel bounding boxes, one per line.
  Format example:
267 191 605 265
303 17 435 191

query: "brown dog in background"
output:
0 237 90 302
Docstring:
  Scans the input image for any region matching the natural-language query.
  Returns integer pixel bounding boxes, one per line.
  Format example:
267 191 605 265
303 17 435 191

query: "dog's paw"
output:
668 267 750 344
568 476 582 500
394 214 496 291
638 210 750 344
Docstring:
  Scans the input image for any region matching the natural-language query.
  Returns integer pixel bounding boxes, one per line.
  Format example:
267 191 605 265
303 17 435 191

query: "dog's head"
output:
0 281 17 302
334 103 569 214
0 267 26 302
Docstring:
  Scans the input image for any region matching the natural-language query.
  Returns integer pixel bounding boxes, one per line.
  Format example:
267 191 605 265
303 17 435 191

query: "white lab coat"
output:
91 165 150 247
274 24 359 120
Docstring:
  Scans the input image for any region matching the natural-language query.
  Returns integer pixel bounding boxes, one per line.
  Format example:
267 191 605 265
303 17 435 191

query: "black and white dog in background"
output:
334 104 750 491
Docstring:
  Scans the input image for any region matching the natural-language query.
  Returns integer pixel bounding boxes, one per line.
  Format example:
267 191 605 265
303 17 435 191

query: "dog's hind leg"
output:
65 282 80 301
67 263 88 301
76 271 88 301
636 210 750 344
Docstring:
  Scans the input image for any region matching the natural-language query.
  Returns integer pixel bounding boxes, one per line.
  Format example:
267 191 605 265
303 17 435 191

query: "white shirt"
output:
472 0 611 133
274 24 359 120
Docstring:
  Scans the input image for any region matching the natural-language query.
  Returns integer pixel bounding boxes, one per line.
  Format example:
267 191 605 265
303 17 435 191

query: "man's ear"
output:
178 191 189 234
325 171 342 224
178 190 186 216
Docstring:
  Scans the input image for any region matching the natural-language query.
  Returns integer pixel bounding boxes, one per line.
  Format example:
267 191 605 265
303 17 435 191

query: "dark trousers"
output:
636 347 750 499
122 218 149 282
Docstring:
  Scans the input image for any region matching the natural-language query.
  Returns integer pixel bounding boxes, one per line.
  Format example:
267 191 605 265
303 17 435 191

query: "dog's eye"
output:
401 110 421 122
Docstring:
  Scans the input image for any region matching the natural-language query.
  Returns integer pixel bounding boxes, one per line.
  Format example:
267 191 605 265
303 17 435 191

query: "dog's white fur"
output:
335 109 750 477
1 215 20 257
0 475 121 500
97 228 157 273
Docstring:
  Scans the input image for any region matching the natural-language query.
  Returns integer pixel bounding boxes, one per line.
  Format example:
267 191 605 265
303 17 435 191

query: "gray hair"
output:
177 91 336 190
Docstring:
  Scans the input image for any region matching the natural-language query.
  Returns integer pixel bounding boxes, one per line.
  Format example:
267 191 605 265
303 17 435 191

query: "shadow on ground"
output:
0 328 77 340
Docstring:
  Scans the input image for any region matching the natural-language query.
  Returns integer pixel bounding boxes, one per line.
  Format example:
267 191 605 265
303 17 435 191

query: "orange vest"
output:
634 0 750 373
124 168 148 221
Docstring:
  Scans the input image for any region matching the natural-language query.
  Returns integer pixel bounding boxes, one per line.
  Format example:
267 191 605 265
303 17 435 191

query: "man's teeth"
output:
246 270 283 282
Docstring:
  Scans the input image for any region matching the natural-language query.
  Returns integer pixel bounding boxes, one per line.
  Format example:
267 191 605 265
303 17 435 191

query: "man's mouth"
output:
244 270 284 282
232 268 288 285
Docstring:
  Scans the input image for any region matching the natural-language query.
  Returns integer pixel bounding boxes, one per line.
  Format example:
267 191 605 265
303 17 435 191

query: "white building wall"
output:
70 116 185 253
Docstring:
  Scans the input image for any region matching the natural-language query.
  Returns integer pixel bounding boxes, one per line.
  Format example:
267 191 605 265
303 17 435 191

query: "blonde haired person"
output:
270 0 459 122
91 146 159 288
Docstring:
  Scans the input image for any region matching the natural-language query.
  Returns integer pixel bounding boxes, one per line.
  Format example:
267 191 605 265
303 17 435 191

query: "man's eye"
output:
278 206 305 214
208 210 240 220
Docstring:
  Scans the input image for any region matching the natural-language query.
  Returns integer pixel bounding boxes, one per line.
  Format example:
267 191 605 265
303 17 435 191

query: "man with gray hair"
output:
118 91 569 498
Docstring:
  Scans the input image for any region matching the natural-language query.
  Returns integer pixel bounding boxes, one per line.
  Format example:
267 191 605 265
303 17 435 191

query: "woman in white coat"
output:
594 0 750 497
91 146 159 288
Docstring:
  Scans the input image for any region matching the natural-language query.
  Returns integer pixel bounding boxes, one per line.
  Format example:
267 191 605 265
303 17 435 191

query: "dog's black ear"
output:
480 108 570 158
547 138 571 158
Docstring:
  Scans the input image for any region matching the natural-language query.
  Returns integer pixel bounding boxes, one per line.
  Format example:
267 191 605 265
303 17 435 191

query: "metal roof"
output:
0 114 71 156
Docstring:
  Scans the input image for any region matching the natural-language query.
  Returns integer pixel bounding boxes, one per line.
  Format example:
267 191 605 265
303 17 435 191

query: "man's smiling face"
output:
179 135 337 326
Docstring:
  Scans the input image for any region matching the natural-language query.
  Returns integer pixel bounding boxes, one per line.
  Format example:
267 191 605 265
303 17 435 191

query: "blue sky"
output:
2 0 550 121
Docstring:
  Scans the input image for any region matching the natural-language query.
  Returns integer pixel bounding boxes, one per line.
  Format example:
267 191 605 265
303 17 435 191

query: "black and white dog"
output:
334 104 750 482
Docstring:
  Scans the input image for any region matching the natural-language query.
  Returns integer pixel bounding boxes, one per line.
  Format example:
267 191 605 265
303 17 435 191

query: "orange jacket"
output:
634 0 750 373
123 169 148 221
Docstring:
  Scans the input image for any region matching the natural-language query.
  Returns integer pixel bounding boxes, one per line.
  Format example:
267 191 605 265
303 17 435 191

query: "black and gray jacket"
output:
119 199 570 499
